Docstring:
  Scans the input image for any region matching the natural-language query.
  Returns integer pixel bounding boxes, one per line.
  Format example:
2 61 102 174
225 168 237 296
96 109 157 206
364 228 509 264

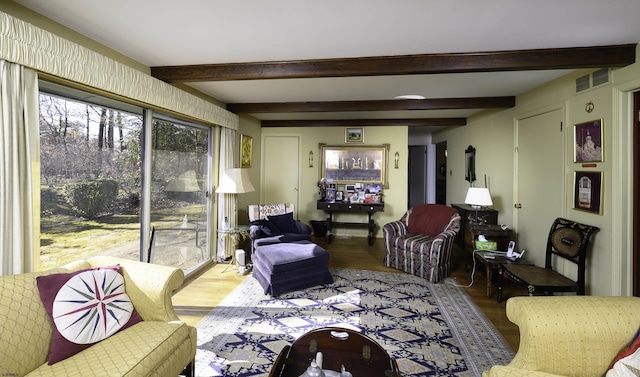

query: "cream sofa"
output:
0 256 197 377
483 296 640 377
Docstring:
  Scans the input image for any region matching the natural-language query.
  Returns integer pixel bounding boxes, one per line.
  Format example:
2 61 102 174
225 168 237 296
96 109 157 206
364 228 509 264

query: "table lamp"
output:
464 187 493 225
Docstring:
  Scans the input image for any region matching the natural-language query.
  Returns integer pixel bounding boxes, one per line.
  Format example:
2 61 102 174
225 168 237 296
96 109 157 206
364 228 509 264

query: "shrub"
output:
65 179 118 218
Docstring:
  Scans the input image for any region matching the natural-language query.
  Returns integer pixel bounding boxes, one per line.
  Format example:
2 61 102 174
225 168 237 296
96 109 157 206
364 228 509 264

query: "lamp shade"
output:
464 187 493 207
216 168 255 194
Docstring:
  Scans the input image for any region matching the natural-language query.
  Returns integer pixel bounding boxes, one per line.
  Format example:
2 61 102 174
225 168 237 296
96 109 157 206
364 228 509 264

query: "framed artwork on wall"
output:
573 171 603 214
345 127 364 143
319 143 389 187
574 119 604 163
240 134 252 168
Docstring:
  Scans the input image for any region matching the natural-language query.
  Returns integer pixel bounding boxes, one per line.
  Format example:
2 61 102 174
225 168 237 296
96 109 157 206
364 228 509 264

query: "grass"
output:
40 204 205 271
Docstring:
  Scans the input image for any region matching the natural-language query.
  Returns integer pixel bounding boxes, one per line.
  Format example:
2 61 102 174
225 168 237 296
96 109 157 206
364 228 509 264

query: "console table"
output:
317 201 384 245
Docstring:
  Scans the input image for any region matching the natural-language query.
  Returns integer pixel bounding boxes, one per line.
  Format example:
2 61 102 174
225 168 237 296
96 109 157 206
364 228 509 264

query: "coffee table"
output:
269 327 401 377
473 250 521 298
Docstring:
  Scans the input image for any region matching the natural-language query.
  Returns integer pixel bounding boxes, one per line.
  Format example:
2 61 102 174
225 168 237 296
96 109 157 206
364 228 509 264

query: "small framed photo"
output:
573 171 603 214
326 188 336 203
335 191 344 201
240 134 253 168
345 127 364 143
574 119 603 163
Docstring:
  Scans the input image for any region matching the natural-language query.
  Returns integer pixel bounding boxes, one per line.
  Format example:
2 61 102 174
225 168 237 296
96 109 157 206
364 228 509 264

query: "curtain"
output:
0 10 238 130
217 127 237 261
0 60 39 275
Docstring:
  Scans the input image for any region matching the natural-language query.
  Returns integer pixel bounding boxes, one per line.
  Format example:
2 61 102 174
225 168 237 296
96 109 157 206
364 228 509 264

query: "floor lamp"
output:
215 168 255 260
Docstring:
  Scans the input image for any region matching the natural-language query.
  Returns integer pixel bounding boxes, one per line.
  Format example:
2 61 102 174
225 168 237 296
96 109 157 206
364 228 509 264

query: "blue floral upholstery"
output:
383 204 461 283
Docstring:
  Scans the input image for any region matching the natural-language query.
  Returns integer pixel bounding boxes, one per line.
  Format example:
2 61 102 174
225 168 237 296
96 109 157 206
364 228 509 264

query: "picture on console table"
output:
573 171 603 214
319 143 389 187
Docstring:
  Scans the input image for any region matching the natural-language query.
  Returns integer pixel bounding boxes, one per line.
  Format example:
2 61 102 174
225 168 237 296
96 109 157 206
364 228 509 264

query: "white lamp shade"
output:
216 168 255 194
464 187 493 207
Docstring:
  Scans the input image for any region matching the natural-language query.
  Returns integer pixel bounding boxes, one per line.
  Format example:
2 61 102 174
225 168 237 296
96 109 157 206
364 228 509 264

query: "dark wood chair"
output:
268 327 400 377
497 218 599 303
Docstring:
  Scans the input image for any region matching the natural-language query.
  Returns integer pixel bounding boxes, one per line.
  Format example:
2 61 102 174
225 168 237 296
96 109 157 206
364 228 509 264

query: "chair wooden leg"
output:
181 359 195 377
497 266 504 303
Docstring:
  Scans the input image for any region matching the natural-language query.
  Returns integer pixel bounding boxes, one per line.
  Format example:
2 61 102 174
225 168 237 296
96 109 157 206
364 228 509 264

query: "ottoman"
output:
252 240 333 296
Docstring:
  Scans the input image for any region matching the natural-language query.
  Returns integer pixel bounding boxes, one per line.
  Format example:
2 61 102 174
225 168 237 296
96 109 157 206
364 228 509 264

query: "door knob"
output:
514 203 522 209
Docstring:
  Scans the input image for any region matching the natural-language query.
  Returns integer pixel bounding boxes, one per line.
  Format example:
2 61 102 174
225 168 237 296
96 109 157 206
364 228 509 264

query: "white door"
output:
262 135 300 210
515 108 564 267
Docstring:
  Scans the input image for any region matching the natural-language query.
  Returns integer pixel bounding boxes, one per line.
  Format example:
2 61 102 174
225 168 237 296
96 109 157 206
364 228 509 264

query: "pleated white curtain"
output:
217 127 237 261
0 60 39 275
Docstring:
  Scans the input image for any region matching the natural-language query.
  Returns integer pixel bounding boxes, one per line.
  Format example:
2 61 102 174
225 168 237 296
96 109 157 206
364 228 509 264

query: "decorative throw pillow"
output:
608 327 640 375
36 265 143 365
249 219 280 237
268 212 298 234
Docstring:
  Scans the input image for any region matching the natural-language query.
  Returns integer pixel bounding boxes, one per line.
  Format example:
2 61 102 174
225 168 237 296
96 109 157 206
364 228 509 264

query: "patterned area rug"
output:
195 268 513 376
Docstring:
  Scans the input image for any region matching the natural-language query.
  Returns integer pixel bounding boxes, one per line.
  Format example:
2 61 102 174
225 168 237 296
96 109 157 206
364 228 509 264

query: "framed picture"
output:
345 127 364 143
574 119 604 162
320 143 389 187
573 171 603 214
240 134 252 168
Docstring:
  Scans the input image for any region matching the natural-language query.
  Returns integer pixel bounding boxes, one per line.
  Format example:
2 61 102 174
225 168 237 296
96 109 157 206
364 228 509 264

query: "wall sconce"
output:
308 150 314 168
394 151 399 169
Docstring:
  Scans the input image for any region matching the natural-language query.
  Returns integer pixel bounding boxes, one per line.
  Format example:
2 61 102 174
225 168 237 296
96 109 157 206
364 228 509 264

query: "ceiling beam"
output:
227 97 515 114
261 118 467 127
151 44 636 82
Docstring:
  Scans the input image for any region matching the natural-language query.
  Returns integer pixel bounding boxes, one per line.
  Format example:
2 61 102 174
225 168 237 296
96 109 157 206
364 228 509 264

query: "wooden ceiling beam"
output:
261 118 467 127
151 44 636 82
227 96 515 113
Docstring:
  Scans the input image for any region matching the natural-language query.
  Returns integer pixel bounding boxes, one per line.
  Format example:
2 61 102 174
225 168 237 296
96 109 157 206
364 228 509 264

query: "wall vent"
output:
576 74 590 92
592 68 610 87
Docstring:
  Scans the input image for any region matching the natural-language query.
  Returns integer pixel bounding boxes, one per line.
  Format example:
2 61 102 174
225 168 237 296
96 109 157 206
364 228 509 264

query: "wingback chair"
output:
383 204 461 283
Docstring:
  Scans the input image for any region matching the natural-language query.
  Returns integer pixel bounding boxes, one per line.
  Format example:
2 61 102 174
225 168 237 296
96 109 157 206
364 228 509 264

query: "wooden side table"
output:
450 203 498 249
473 251 520 298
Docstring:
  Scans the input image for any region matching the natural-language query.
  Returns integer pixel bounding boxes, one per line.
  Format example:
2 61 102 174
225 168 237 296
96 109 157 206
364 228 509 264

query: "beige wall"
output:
239 125 409 237
434 46 640 296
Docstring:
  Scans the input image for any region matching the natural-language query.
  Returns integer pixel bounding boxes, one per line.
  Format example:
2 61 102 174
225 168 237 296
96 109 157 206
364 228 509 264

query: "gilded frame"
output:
574 119 604 163
320 143 389 187
573 171 603 214
240 134 252 168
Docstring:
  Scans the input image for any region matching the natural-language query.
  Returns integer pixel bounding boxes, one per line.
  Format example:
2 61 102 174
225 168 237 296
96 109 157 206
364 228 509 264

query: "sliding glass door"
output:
148 118 212 271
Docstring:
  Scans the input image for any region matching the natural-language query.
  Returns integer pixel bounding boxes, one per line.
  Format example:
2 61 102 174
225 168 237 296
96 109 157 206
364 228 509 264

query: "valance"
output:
0 11 238 129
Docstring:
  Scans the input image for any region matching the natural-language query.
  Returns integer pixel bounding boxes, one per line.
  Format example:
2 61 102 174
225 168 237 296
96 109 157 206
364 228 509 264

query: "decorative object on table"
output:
573 170 603 214
240 134 252 168
498 217 599 303
465 145 476 183
344 127 363 143
195 268 514 377
319 143 389 187
464 187 493 225
574 119 603 163
383 204 461 282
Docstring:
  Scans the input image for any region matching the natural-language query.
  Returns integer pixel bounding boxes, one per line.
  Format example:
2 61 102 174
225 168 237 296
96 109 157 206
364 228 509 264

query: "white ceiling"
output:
13 0 640 132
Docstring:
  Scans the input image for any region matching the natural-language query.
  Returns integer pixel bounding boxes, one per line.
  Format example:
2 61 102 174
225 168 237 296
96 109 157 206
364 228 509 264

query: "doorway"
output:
634 91 639 296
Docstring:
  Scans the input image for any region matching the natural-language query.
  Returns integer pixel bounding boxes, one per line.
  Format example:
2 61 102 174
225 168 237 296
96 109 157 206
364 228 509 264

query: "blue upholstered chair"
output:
383 204 461 283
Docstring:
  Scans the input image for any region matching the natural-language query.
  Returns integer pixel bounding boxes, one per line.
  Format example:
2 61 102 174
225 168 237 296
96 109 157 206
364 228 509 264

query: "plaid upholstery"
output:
383 205 461 283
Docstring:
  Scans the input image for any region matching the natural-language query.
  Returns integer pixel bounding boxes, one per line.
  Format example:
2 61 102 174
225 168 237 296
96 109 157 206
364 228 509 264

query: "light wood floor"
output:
172 235 526 351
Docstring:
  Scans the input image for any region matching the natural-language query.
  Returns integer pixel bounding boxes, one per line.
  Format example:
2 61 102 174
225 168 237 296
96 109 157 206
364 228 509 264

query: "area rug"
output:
195 268 513 376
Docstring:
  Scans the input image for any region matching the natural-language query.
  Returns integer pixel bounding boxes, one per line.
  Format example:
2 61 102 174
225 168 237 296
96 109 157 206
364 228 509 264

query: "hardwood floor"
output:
172 235 525 352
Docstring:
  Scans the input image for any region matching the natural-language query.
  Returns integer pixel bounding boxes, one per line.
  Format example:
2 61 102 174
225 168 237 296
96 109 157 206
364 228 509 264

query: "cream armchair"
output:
483 296 640 377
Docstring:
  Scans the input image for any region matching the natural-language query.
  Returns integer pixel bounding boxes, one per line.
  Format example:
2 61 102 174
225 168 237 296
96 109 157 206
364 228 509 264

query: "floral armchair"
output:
383 204 461 283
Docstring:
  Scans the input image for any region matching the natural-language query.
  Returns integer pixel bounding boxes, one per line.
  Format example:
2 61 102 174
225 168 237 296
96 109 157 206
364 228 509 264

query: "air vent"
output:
576 74 590 92
592 68 609 86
